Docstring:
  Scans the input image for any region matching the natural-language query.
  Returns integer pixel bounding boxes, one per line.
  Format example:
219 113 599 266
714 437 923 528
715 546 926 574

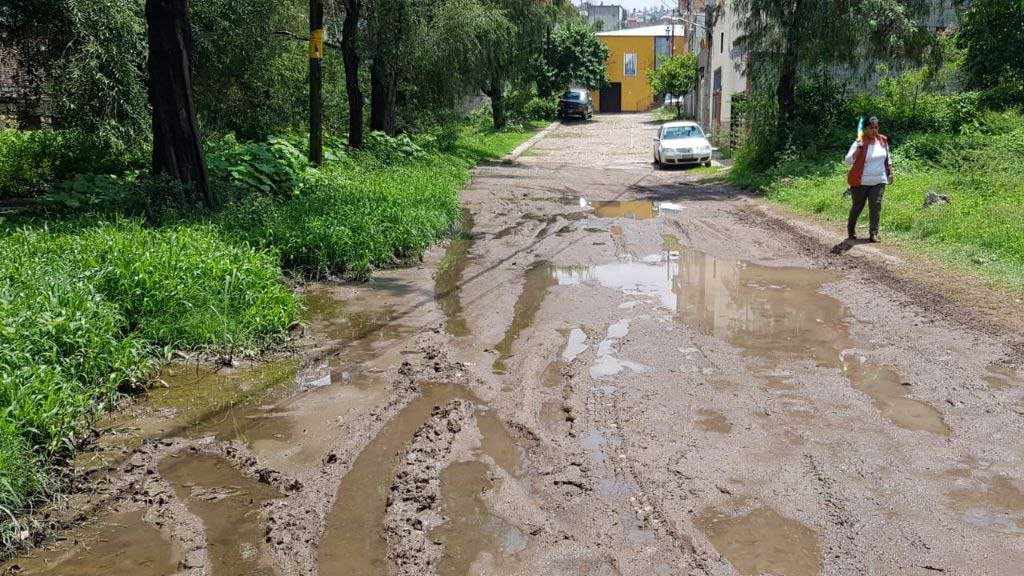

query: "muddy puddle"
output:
430 461 529 576
583 199 656 220
319 383 525 575
160 453 282 576
436 208 475 337
697 409 732 433
697 506 820 576
842 359 949 435
5 510 180 576
983 364 1021 390
947 475 1024 534
492 261 558 374
553 247 948 435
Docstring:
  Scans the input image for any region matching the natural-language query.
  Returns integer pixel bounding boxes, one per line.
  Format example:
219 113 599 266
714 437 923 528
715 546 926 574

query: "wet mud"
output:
318 381 526 575
492 261 557 374
436 209 475 337
7 511 180 576
947 475 1024 534
555 247 948 435
430 461 528 576
697 506 821 576
160 452 282 576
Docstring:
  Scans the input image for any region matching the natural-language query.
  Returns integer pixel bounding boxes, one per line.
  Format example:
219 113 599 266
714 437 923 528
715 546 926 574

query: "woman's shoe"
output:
869 233 880 243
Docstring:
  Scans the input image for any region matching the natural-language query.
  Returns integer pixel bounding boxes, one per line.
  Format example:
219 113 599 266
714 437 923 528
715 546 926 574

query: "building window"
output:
624 53 638 77
720 32 724 53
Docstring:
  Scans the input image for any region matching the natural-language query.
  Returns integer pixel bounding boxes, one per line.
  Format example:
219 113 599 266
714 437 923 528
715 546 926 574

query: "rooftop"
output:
597 24 685 37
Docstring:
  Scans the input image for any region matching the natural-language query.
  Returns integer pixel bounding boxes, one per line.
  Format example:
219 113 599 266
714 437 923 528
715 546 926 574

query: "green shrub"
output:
362 131 429 164
523 97 558 121
0 129 143 199
206 134 310 198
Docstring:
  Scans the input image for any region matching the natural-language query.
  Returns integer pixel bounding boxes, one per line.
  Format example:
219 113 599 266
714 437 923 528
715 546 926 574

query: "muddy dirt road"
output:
7 113 1024 576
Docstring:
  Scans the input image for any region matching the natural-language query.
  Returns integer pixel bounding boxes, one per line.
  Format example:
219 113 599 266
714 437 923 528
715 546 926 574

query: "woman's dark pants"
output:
848 184 885 238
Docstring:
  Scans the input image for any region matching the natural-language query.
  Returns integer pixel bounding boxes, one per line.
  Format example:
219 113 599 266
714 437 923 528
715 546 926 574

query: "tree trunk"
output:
485 81 506 130
341 0 364 148
145 0 213 209
774 3 802 153
370 55 397 135
369 0 399 136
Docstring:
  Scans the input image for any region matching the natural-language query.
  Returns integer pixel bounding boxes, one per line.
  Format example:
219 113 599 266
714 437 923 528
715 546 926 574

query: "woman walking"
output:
845 116 893 242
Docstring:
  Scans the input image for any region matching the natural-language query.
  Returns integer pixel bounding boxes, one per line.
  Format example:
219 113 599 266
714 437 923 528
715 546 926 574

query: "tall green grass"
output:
0 220 297 533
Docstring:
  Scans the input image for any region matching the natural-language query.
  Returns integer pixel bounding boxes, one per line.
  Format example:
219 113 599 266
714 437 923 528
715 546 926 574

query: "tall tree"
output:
145 0 213 209
478 0 548 129
336 0 364 148
733 0 931 152
368 0 406 135
958 0 1024 107
536 20 609 97
647 53 697 119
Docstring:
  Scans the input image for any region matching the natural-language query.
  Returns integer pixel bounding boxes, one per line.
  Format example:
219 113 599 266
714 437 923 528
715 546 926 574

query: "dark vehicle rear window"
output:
561 91 585 101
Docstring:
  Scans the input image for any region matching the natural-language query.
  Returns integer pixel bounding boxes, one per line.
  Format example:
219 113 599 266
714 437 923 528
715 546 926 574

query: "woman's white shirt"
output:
844 140 889 186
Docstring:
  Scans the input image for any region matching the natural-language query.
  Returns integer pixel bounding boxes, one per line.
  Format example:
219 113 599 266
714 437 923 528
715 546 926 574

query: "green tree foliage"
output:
958 0 1024 108
400 0 512 129
732 0 932 157
1 0 149 152
475 0 550 129
190 0 316 140
647 54 697 118
535 20 609 96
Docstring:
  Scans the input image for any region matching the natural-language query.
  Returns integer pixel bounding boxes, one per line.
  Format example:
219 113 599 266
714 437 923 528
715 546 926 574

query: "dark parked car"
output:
558 88 594 120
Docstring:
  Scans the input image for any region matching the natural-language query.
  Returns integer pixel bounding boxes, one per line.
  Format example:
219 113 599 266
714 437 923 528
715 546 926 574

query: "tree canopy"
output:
647 54 697 119
958 0 1024 108
732 0 932 153
535 20 609 96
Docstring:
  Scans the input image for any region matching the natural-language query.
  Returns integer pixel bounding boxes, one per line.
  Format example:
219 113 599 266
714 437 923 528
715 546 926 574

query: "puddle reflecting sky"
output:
552 248 947 435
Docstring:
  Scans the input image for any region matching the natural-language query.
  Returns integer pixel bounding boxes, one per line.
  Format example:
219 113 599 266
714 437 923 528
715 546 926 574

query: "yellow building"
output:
593 25 686 113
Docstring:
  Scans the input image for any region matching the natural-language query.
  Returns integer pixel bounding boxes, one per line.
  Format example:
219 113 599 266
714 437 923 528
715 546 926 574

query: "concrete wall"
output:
701 0 747 140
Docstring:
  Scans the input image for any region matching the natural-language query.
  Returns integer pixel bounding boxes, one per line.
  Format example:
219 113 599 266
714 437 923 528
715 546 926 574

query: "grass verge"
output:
730 127 1024 290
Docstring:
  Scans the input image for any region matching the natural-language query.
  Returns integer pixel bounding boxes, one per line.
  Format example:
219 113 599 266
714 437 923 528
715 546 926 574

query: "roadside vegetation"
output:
0 0 603 546
728 0 1024 289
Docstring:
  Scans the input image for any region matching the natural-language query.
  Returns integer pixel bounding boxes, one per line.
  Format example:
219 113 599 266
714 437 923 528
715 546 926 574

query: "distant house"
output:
582 3 626 32
681 0 963 144
593 25 687 113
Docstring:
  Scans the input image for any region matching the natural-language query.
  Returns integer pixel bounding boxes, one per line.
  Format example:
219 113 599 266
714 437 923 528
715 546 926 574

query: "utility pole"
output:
309 0 325 166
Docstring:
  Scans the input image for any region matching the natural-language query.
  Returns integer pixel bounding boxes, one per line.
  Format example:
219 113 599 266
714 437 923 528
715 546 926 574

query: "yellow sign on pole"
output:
310 29 324 59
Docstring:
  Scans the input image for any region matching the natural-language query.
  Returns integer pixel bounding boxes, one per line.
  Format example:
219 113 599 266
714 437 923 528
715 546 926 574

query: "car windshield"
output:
561 91 584 101
661 126 703 139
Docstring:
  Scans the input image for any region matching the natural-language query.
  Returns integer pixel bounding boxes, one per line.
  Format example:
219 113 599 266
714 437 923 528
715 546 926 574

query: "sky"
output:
595 0 675 12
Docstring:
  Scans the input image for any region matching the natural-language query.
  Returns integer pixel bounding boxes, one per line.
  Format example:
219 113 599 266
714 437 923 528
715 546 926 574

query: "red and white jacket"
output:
845 135 893 187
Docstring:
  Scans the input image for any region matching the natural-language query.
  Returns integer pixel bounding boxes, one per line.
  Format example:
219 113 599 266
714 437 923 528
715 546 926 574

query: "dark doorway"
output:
600 82 622 113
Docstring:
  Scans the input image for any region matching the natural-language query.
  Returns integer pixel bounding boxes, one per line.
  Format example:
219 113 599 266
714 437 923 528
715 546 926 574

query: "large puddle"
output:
160 453 282 576
436 208 475 338
5 510 180 575
553 247 948 435
430 461 529 576
947 475 1024 534
318 383 525 575
697 506 821 576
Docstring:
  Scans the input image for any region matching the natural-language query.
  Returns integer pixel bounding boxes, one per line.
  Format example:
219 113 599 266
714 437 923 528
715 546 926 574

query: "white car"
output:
653 121 713 167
